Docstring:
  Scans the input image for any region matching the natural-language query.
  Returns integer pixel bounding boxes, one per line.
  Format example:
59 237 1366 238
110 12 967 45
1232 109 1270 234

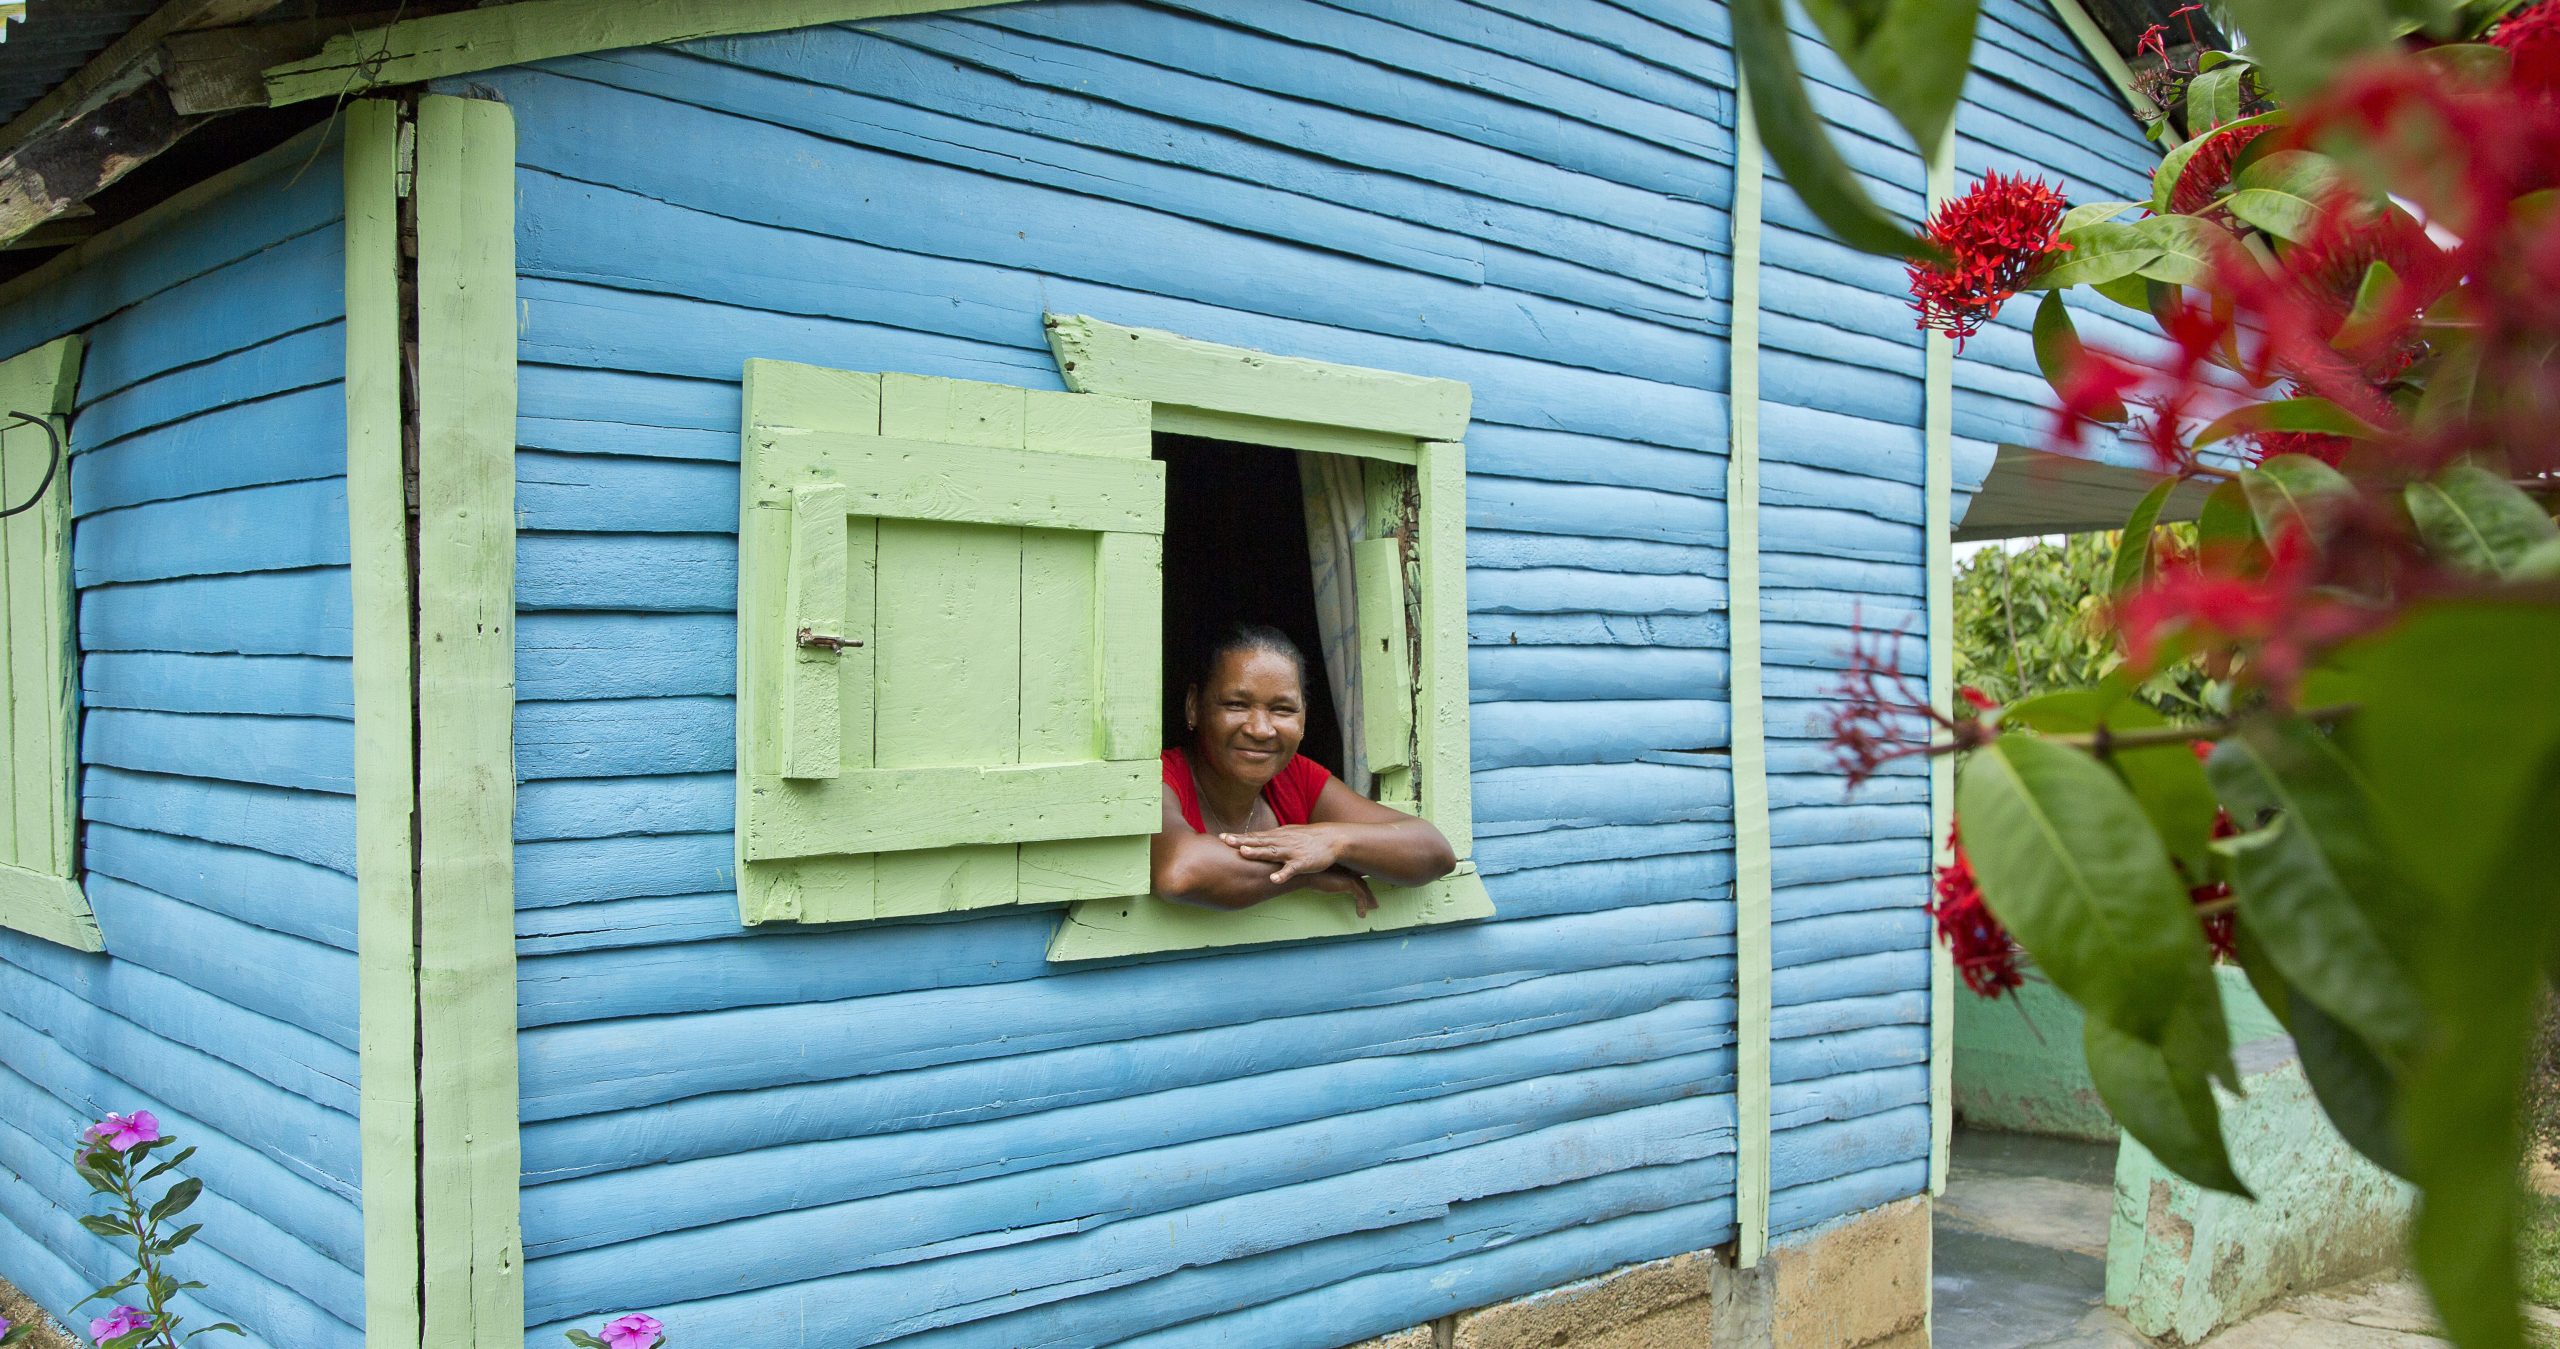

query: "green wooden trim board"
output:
1725 88 1774 1269
342 97 424 1349
0 333 95 953
1925 134 1959 1199
410 93 524 1347
263 0 1044 106
1044 316 1491 962
1045 313 1472 447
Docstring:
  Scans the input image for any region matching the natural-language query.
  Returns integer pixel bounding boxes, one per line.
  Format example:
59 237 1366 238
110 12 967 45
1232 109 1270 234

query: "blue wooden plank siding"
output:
1748 13 1937 1238
0 141 362 1349
487 1 2139 1340
1953 0 2169 491
492 3 1744 1342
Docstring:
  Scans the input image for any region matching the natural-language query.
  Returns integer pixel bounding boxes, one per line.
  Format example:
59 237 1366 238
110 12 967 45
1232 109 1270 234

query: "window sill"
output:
1046 862 1492 962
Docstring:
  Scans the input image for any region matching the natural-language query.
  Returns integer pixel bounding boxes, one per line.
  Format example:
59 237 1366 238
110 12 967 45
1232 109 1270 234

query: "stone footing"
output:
1346 1195 1931 1349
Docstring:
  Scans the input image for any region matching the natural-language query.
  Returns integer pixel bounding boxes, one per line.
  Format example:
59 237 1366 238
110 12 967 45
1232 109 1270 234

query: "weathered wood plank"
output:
1049 312 1469 441
750 428 1163 534
264 0 1039 105
410 92 522 1347
742 762 1155 862
780 484 851 779
341 95 421 1349
1353 535 1412 776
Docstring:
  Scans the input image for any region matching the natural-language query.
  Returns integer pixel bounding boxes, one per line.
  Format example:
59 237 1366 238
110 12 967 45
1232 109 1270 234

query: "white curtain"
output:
1297 452 1369 795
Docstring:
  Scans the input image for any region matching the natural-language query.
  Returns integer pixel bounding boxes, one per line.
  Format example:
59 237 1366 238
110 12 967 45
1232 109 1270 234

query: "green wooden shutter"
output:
736 361 1164 924
0 336 96 951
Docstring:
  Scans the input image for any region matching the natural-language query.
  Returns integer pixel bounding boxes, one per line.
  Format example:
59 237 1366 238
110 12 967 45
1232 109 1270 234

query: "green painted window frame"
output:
0 335 97 952
1040 313 1493 962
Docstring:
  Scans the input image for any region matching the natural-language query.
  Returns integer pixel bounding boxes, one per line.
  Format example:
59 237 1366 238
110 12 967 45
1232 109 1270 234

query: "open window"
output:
732 319 1490 961
0 336 97 951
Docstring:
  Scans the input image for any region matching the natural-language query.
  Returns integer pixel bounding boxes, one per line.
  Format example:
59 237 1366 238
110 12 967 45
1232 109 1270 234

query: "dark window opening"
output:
1156 433 1344 777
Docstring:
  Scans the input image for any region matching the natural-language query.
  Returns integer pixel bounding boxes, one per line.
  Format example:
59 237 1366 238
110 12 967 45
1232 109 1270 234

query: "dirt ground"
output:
0 1274 74 1349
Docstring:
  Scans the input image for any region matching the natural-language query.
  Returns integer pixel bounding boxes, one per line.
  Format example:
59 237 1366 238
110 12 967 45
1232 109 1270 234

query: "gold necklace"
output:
1191 762 1274 835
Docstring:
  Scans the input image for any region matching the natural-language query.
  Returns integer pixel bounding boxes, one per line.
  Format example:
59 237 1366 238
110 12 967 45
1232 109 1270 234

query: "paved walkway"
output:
1931 1127 2560 1348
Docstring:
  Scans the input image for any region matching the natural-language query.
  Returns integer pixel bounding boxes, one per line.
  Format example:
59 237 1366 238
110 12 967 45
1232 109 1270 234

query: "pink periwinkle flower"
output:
84 1111 161 1154
601 1313 665 1349
0 1310 13 1337
90 1305 152 1342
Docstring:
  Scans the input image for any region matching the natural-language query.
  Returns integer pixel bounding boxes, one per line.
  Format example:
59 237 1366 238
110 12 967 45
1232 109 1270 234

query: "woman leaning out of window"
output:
1154 623 1457 916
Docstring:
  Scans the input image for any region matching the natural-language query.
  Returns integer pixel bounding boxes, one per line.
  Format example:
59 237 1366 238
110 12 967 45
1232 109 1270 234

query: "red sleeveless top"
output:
1161 747 1333 833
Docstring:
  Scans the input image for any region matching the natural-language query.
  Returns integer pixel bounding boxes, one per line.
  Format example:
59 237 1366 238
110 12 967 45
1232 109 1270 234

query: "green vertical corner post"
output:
343 98 423 1348
1924 132 1959 1198
1726 88 1773 1269
411 93 524 1346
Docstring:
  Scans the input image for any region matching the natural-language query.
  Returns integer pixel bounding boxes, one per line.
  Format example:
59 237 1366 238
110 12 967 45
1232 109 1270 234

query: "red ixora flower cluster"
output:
2491 0 2560 100
2169 122 2271 215
1932 824 2024 998
1906 171 2070 345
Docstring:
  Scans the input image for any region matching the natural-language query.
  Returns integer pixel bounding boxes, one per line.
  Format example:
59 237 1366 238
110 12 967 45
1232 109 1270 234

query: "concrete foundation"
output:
1345 1196 1931 1349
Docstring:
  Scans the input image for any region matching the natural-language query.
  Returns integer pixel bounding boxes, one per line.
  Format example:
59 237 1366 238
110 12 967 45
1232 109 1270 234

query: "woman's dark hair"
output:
1189 621 1309 696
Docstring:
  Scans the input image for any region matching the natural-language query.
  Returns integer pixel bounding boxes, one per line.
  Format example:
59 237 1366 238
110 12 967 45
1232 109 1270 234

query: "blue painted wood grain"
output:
0 132 361 1349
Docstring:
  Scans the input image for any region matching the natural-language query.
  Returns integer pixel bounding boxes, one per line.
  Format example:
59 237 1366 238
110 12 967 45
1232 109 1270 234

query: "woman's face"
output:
1188 647 1306 790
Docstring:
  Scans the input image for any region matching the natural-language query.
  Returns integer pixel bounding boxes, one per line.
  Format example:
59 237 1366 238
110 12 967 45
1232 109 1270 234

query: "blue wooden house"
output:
0 1 2175 1344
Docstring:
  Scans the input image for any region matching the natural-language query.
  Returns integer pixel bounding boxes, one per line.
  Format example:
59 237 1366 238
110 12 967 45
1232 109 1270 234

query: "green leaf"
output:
2513 535 2560 581
2004 689 2219 877
2152 109 2287 213
2084 991 2250 1195
2111 478 2178 594
2339 601 2560 1348
1731 0 1927 259
2195 478 2260 553
2404 465 2560 576
138 1146 195 1186
148 1177 200 1225
2237 454 2354 542
2058 199 2144 234
2413 39 2514 81
2344 599 2560 915
2032 292 2126 423
2191 396 2373 454
2234 923 2409 1177
2131 214 2229 285
77 1213 132 1239
1797 0 1983 163
163 1221 203 1251
2223 150 2344 242
2205 722 2429 1062
1957 734 2220 1045
80 1274 139 1306
2031 220 2161 291
2186 63 2248 131
185 1326 246 1343
2219 0 2399 101
2089 272 2155 314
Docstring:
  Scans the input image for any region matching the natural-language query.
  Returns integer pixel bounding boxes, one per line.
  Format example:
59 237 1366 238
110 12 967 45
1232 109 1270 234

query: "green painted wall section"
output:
2105 1036 2414 1343
1953 968 2283 1143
